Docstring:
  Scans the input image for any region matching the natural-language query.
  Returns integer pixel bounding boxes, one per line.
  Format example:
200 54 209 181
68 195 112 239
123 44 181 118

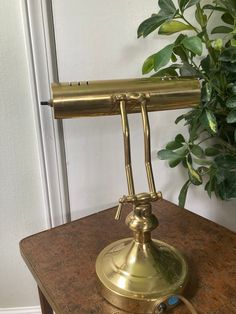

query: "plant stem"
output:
190 59 202 75
207 4 217 22
195 3 218 65
180 14 200 34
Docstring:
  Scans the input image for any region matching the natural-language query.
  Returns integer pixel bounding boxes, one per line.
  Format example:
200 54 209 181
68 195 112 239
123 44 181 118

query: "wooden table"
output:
20 200 236 314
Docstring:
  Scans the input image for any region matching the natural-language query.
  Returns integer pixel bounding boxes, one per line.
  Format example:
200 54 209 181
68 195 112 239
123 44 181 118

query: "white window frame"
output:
21 0 71 227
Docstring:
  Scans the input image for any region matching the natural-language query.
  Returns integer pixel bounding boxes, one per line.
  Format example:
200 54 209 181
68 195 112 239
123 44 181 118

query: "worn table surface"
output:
20 200 236 314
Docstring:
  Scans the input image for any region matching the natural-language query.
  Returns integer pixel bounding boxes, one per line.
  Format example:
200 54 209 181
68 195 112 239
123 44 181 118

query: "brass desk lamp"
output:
45 77 200 313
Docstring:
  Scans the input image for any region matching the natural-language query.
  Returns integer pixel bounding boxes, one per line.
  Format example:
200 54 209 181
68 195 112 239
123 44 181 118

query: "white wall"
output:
52 0 236 231
0 0 46 309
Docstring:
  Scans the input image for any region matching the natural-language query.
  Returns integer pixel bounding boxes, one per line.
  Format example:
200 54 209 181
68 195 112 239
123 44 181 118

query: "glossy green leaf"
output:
205 147 220 156
215 154 236 169
173 46 189 62
226 96 236 108
153 44 175 72
187 160 203 185
228 0 236 12
213 144 224 150
208 168 217 197
185 0 200 9
137 14 169 38
175 114 185 124
159 20 193 35
222 62 236 73
226 109 236 123
218 0 236 13
178 0 189 11
142 55 155 74
221 13 234 25
178 180 191 208
219 47 236 63
202 82 212 102
231 27 236 34
195 5 207 27
159 0 176 15
231 39 236 47
158 146 187 160
205 181 211 198
200 55 210 73
193 158 212 166
171 53 178 62
218 172 236 199
182 36 203 56
169 157 183 168
166 140 183 150
175 34 187 45
200 109 218 134
191 145 204 158
182 158 188 168
151 66 178 77
180 62 199 76
203 4 227 12
157 149 179 160
215 167 228 184
189 119 201 141
175 146 188 156
211 26 233 34
175 134 185 143
205 177 216 198
232 83 236 95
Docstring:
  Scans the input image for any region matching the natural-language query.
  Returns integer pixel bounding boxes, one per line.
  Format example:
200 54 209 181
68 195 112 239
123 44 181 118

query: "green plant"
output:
138 0 236 207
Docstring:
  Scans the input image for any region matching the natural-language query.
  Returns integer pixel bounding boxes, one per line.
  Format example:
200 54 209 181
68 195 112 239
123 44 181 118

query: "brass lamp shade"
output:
49 77 200 119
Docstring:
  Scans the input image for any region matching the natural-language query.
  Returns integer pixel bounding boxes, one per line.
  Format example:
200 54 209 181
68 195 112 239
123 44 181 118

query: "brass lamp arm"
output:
114 93 161 221
140 97 156 195
119 97 135 196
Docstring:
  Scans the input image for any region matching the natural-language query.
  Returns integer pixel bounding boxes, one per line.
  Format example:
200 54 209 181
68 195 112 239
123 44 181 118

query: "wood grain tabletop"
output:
20 199 236 314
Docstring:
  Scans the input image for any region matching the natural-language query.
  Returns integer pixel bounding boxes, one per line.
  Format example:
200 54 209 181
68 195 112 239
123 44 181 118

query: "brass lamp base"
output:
96 237 188 313
94 90 192 313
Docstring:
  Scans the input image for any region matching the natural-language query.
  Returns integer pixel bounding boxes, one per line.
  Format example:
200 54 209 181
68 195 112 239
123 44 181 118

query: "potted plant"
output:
138 0 236 207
